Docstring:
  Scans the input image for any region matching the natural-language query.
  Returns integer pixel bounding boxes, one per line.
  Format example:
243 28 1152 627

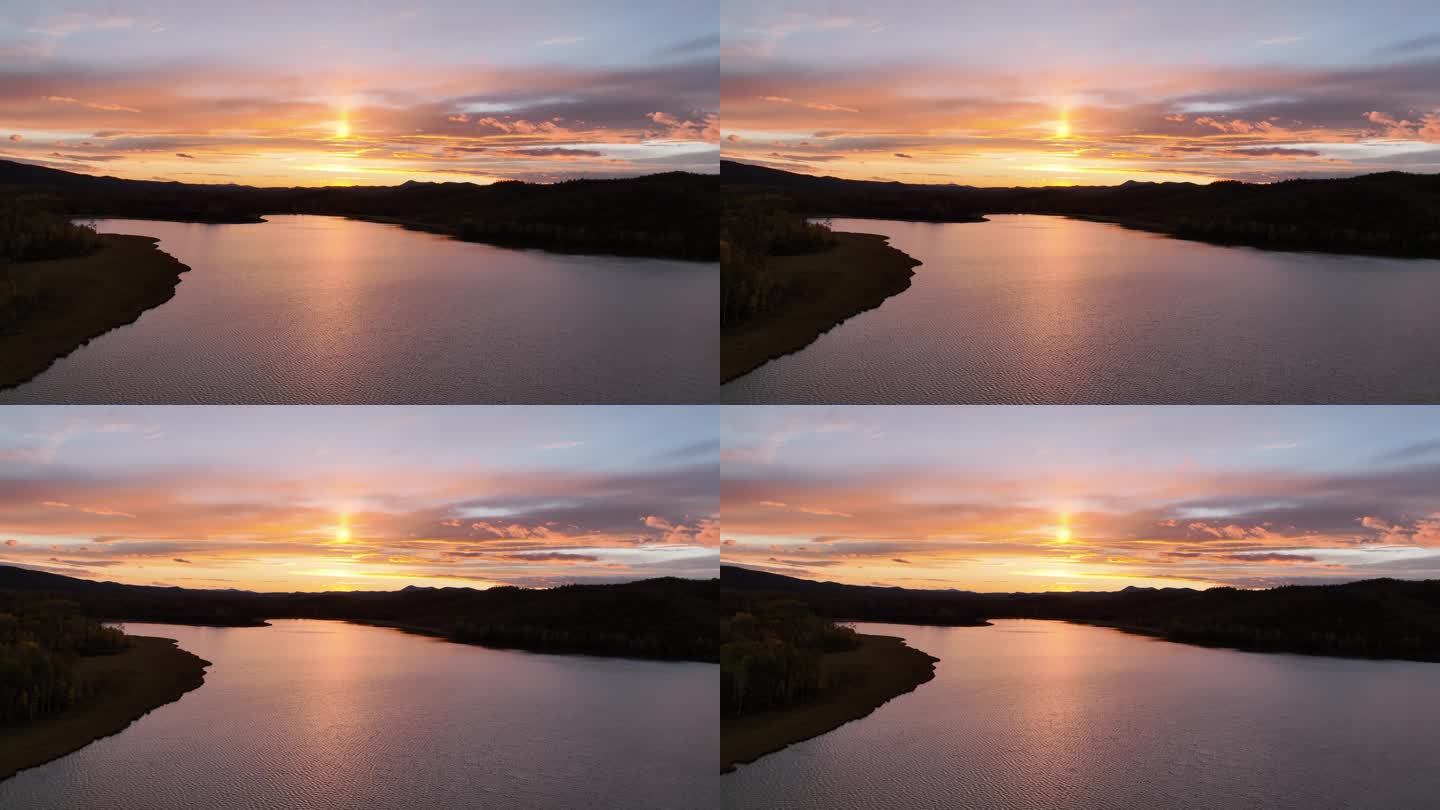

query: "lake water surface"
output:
723 216 1440 403
724 620 1440 809
1 216 716 403
0 620 717 809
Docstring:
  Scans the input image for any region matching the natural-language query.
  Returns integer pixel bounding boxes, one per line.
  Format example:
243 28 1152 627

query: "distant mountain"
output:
0 159 719 260
723 160 1440 258
0 564 126 592
0 565 719 662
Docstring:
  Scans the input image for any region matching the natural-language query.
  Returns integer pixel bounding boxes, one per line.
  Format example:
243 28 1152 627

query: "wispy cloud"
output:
1 407 718 591
722 407 1440 591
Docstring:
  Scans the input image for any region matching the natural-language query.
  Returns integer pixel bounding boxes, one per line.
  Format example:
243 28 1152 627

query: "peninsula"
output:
1 230 189 390
721 230 919 383
721 631 936 772
0 636 208 782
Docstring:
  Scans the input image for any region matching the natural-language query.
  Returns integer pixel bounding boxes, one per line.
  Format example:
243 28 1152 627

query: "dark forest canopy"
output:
723 160 1440 259
0 596 126 726
722 598 858 717
0 566 718 663
723 566 1440 662
0 159 718 261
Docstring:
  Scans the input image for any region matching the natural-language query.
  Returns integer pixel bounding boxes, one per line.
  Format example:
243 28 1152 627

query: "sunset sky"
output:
0 407 718 591
722 0 1440 185
722 407 1440 592
0 1 717 185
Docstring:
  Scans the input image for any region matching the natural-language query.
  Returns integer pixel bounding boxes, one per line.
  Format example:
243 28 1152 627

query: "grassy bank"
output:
721 231 921 383
0 233 189 389
0 635 209 781
721 633 937 773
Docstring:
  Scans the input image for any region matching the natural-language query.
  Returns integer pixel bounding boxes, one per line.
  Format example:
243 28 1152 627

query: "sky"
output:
0 406 718 591
0 1 717 185
721 0 1440 185
722 406 1440 592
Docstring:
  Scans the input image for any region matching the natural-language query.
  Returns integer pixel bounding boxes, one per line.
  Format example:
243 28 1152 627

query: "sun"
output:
335 109 352 139
335 512 352 543
1055 512 1072 543
1055 110 1072 139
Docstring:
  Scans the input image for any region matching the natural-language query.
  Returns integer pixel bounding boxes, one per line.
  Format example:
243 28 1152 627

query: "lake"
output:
1 216 717 404
0 620 717 810
723 215 1440 403
723 620 1440 809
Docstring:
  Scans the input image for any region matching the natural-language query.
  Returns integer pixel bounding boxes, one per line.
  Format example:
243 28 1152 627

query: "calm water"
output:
724 620 1440 809
1 216 717 403
724 215 1440 403
0 621 717 809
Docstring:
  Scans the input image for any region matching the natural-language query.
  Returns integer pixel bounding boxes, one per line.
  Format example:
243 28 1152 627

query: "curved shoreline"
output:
0 635 210 782
0 233 190 391
721 633 937 773
721 231 921 384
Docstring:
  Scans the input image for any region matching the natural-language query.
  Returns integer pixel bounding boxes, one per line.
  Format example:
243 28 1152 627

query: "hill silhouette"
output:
0 159 718 261
722 566 1440 661
0 565 718 662
723 160 1440 259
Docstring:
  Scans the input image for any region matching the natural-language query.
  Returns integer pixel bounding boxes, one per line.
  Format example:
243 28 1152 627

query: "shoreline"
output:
1060 212 1440 261
0 635 209 782
0 233 190 391
343 214 716 262
721 231 921 384
1065 618 1440 663
721 633 937 773
346 618 718 663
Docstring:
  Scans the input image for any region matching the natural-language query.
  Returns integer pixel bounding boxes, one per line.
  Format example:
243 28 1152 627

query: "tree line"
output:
0 566 718 663
723 566 1440 662
721 597 858 716
721 191 837 328
0 199 102 333
0 159 718 261
722 159 1440 260
0 595 127 725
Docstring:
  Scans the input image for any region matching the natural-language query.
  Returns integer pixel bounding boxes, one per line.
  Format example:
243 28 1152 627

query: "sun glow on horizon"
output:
1055 512 1072 544
1055 108 1072 139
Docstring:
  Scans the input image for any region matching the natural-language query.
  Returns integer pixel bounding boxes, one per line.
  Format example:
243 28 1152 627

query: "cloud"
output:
508 148 603 158
657 35 720 57
0 420 718 590
539 36 585 47
721 47 1440 184
1378 439 1440 463
1365 109 1440 141
1226 147 1320 157
722 422 1440 590
804 102 859 113
2 53 718 184
29 11 157 38
1383 33 1440 55
646 111 719 142
175 152 194 159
